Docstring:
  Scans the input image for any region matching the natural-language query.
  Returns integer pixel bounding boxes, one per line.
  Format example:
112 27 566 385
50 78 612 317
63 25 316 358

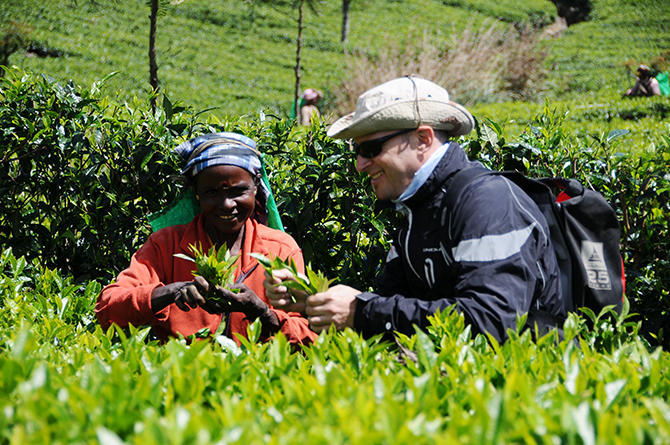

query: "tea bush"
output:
0 247 668 443
0 69 200 281
0 69 389 290
0 70 668 348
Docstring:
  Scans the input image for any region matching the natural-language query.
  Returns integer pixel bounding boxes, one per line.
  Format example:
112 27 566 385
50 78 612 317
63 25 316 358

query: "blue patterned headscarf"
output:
148 132 284 232
175 132 268 196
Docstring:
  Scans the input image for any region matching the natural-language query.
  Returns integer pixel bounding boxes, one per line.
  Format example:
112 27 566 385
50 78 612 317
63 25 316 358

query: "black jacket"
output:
354 143 565 342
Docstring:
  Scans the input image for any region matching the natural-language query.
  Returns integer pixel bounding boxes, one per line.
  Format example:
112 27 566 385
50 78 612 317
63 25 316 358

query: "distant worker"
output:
623 65 661 97
299 88 323 125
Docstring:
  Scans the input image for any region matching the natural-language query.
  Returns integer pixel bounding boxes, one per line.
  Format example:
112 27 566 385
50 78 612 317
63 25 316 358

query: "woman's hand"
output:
205 284 280 332
151 276 210 313
262 269 308 314
204 283 269 318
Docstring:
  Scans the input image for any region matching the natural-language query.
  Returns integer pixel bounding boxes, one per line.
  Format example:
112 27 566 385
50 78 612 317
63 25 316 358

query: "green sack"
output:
148 189 200 232
657 71 670 96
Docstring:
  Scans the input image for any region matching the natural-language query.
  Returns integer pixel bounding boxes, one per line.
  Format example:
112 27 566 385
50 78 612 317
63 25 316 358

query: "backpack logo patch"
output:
581 241 612 290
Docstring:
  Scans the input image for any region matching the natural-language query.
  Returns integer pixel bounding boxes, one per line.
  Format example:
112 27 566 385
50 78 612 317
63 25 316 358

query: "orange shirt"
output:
96 214 316 345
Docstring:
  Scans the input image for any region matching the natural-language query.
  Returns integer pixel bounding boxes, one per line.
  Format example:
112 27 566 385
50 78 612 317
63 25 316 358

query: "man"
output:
266 76 565 342
623 65 661 97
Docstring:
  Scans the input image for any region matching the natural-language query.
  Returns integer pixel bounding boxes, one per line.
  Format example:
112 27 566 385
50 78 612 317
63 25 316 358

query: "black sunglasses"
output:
352 128 416 159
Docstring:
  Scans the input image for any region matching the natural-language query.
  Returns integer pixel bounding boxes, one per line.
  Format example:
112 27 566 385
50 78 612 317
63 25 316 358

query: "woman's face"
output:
195 165 257 237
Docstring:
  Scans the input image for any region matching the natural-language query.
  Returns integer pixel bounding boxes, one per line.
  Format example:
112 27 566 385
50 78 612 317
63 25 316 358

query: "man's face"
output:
354 129 420 201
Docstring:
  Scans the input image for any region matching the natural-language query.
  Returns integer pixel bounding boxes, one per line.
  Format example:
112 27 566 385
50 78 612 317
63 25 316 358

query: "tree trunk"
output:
148 0 159 112
341 0 351 43
293 0 303 117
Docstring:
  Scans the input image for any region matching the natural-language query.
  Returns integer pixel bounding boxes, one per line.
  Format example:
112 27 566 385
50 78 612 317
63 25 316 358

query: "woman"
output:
96 132 316 345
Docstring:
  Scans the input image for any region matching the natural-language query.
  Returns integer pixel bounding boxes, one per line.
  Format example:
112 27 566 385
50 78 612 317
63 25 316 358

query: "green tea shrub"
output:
5 243 670 445
2 245 668 443
258 122 394 291
0 69 390 290
0 69 200 281
1 71 668 347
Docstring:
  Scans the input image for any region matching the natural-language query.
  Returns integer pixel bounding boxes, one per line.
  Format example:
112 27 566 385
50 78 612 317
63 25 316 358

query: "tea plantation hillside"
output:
0 0 555 115
544 0 670 99
2 0 668 116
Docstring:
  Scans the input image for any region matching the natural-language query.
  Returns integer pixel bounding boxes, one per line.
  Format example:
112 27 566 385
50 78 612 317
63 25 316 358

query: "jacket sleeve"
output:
354 175 558 342
95 236 171 330
265 246 318 345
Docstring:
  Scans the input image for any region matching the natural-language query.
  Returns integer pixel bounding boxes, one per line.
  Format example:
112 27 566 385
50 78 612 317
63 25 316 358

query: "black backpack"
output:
446 167 625 315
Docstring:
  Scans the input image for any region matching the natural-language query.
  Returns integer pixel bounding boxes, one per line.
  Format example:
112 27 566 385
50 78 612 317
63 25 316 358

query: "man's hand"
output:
151 276 209 313
262 269 307 314
305 284 359 333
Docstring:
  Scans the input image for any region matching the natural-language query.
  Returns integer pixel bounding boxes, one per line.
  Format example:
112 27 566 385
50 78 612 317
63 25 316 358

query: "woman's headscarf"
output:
148 132 283 232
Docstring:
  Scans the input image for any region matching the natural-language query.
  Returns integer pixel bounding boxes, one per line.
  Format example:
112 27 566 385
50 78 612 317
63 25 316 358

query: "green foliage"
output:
174 243 239 298
1 247 669 443
472 94 670 150
1 71 668 348
0 68 202 282
0 69 390 292
261 121 395 291
251 252 335 295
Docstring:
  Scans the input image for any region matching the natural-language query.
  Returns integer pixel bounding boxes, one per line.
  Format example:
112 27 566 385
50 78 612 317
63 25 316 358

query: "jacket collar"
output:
401 142 472 207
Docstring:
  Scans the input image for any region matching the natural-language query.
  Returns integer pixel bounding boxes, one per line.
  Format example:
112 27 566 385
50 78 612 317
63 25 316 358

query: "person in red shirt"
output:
96 132 316 345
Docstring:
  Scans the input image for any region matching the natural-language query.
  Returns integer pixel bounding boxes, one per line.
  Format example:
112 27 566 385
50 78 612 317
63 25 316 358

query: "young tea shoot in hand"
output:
250 253 335 298
174 243 240 304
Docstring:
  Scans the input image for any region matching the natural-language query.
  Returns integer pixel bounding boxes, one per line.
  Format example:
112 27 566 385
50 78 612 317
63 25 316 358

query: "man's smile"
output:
370 171 383 180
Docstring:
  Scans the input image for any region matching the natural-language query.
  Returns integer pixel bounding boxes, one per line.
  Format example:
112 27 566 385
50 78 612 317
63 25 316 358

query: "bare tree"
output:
289 0 319 116
249 0 319 116
293 0 305 114
341 0 351 43
148 0 159 112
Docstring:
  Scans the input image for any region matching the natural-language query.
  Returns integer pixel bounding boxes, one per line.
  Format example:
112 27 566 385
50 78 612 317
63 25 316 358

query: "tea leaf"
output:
250 253 335 297
174 243 240 306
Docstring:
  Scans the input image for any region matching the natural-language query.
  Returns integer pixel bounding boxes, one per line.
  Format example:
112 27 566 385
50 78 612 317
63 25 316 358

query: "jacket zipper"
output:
398 202 422 282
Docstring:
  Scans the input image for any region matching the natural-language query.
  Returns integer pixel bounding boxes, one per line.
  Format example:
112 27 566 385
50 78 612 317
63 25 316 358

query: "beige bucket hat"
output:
327 76 475 139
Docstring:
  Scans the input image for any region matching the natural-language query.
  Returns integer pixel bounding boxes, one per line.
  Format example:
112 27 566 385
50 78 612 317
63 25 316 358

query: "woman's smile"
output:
195 164 258 246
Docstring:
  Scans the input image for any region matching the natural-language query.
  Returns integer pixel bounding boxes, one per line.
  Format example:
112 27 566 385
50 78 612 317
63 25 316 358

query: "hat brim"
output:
327 99 475 139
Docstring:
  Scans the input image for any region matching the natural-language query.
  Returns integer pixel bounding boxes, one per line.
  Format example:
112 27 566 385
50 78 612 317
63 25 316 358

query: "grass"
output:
2 0 667 126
